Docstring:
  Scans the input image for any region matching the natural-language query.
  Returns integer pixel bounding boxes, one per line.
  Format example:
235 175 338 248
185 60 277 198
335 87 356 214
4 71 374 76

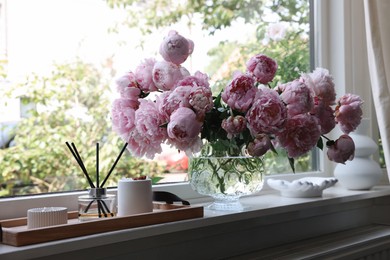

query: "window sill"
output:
0 171 330 220
1 184 390 259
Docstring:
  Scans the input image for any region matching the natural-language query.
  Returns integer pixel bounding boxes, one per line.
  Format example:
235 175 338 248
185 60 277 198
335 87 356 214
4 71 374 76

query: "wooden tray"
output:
0 203 203 247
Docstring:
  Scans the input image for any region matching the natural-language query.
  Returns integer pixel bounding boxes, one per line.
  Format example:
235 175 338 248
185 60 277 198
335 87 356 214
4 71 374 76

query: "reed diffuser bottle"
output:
66 141 128 221
78 187 117 221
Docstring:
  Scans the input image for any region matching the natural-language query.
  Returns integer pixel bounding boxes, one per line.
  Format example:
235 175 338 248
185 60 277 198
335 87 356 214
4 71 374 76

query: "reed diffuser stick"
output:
97 200 107 218
100 142 128 187
71 142 95 188
65 142 95 188
97 199 102 218
96 142 99 188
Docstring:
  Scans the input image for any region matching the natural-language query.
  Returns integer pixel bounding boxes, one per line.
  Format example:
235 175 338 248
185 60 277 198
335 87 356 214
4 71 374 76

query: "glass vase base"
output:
207 200 247 212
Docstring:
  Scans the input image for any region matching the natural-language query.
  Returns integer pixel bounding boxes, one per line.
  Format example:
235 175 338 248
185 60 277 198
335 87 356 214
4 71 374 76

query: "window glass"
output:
0 0 311 197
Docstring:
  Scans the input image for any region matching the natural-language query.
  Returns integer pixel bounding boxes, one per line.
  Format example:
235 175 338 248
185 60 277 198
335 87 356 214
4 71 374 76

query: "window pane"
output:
0 0 311 197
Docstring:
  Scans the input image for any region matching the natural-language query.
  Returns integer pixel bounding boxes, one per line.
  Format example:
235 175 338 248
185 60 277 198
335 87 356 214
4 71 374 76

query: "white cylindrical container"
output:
117 178 153 216
27 207 68 229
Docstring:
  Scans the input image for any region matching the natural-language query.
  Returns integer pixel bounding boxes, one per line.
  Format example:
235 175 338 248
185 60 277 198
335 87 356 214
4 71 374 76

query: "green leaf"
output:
269 141 278 154
159 122 168 128
288 157 295 173
214 92 222 108
317 137 324 150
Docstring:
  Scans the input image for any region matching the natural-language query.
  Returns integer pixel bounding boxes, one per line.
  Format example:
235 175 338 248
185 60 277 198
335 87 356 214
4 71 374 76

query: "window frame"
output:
0 0 383 220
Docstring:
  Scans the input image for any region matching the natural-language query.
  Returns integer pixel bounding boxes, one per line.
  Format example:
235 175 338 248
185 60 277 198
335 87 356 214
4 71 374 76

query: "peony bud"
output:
247 134 272 157
159 30 194 65
327 135 355 164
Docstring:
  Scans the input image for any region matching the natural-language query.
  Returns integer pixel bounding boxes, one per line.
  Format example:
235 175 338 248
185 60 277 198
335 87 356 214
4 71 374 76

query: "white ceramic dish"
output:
267 177 338 198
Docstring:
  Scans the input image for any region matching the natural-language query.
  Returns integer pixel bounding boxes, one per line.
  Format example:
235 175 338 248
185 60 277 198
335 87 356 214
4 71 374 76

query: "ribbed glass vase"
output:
188 144 264 211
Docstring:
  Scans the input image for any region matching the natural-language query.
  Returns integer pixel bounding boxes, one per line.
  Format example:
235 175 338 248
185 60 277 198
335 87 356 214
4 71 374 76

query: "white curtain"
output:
364 0 390 180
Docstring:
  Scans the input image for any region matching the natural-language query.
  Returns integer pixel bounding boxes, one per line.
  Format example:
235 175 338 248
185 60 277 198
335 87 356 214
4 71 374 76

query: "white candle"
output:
117 178 153 216
27 207 68 229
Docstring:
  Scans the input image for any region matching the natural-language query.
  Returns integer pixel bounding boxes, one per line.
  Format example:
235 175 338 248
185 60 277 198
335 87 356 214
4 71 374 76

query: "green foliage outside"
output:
0 0 311 197
0 60 164 197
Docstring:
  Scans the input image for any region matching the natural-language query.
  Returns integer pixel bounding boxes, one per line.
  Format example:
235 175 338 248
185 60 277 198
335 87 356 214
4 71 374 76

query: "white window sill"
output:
0 171 331 220
1 184 390 259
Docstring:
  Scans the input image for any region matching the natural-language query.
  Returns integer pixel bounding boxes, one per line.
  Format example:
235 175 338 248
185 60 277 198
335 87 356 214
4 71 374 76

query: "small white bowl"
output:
267 177 338 198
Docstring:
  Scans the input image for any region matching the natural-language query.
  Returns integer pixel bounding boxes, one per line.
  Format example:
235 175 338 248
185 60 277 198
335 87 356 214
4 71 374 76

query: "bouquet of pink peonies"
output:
111 30 363 170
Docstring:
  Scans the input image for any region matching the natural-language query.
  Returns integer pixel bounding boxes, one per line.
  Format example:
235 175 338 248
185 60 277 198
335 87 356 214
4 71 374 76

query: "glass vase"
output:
78 188 117 221
189 149 264 211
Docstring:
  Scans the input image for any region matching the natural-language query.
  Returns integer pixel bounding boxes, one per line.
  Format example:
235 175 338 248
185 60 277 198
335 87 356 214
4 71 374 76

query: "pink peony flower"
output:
115 71 141 100
335 94 363 134
167 107 202 154
159 30 194 65
246 87 287 135
276 114 321 158
126 129 163 159
159 86 192 120
280 79 314 116
222 73 257 112
306 68 336 106
152 61 190 91
135 99 167 140
222 115 247 139
111 98 137 137
246 54 278 84
247 134 272 157
311 99 335 134
176 71 210 88
135 58 158 93
126 99 167 159
193 71 210 87
189 86 213 120
327 134 355 164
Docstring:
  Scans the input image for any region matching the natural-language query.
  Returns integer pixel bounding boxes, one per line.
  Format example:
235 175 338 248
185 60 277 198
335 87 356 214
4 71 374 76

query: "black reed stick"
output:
96 142 99 188
84 199 95 213
97 199 102 218
71 142 95 188
97 200 107 218
100 142 128 187
100 199 114 217
65 142 95 188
